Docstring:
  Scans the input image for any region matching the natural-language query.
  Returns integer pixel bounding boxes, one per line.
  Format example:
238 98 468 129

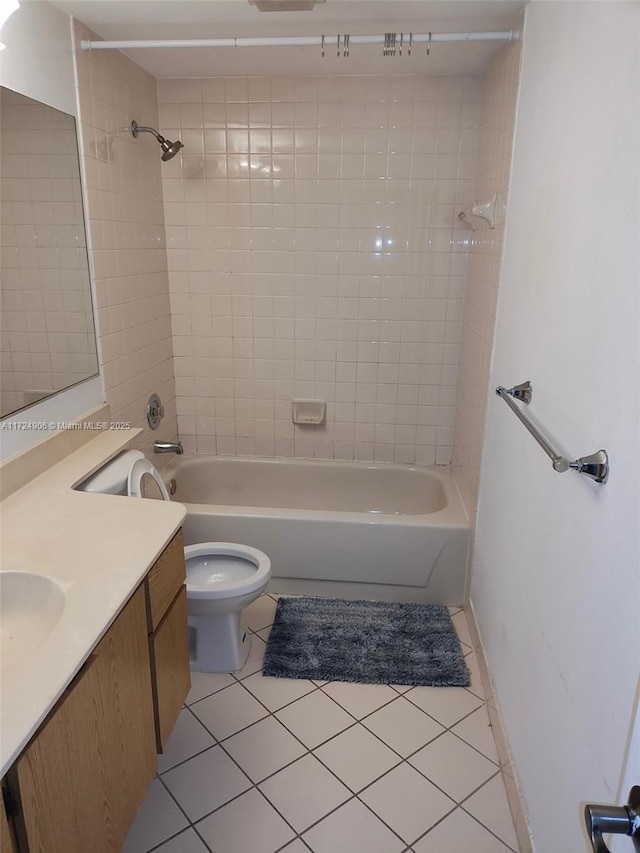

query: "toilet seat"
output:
185 543 271 601
127 458 171 501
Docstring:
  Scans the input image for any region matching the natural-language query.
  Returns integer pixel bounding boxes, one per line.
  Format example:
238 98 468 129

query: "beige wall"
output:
159 74 481 463
452 41 522 523
74 22 177 461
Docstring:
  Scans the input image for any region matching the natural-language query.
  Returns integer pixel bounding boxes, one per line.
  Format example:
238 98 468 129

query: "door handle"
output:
585 786 640 853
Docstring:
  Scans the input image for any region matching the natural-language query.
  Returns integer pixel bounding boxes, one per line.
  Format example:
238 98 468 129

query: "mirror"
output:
0 86 99 419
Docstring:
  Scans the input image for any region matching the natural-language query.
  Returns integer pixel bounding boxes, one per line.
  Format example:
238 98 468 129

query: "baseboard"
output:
465 602 536 853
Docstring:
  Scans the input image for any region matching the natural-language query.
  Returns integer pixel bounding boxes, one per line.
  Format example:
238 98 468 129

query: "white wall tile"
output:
160 74 480 463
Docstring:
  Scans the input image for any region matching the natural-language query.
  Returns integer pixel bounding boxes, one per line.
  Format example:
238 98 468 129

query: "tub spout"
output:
153 440 184 455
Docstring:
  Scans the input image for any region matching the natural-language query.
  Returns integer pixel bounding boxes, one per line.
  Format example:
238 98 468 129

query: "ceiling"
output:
51 0 526 77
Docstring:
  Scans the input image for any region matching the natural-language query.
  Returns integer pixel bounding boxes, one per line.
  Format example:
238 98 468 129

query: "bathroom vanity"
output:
0 431 189 852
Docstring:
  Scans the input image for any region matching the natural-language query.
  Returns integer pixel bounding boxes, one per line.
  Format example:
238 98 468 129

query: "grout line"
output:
459 800 519 853
141 611 515 852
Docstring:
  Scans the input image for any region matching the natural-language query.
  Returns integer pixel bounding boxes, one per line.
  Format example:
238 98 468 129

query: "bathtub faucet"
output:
153 440 184 455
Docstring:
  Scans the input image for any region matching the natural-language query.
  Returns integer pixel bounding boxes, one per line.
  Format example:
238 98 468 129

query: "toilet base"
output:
187 610 251 673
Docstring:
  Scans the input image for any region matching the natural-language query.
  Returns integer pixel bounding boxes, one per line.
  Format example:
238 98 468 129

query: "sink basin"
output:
0 572 65 670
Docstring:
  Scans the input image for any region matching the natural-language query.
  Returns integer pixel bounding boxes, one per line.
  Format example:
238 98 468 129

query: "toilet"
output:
77 450 272 673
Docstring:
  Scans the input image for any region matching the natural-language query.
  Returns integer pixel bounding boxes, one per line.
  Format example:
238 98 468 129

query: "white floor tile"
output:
359 763 455 845
186 670 236 705
190 682 269 741
245 594 277 632
390 684 413 694
362 697 445 757
412 808 513 853
279 841 312 853
257 624 272 643
223 716 307 783
321 681 398 719
157 707 217 774
451 610 473 648
463 775 519 851
162 745 251 822
302 798 405 853
451 706 499 764
314 723 401 792
195 788 295 853
463 650 485 698
404 685 482 728
259 754 351 832
275 689 354 748
235 634 267 679
242 671 316 712
121 779 188 853
152 827 211 853
408 731 498 802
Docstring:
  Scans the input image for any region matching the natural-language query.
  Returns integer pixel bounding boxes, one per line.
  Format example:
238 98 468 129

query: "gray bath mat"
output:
262 596 470 687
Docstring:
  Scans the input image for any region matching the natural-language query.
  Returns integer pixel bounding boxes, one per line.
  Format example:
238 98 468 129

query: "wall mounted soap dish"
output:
292 399 326 425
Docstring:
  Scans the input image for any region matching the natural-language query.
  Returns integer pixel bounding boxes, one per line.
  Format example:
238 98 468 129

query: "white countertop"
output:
0 430 186 776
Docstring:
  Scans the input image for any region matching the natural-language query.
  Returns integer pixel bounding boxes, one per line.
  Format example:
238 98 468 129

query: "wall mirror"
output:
0 85 99 419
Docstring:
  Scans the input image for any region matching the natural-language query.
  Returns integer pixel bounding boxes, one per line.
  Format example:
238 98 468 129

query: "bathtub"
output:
163 456 469 605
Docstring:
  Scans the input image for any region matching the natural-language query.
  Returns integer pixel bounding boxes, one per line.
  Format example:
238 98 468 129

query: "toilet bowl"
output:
78 449 272 673
185 542 271 672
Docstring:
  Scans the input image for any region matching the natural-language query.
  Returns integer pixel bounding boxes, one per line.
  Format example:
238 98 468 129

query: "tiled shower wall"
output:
159 74 482 463
452 41 522 523
73 22 178 461
0 89 98 417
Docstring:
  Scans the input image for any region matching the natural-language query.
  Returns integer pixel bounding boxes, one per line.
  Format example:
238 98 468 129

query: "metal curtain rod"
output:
80 30 520 50
496 381 609 484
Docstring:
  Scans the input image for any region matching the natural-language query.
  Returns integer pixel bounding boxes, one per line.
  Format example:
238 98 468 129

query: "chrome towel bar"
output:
495 381 609 484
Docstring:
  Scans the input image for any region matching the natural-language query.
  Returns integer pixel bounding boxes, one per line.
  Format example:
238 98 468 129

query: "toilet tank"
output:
77 450 144 495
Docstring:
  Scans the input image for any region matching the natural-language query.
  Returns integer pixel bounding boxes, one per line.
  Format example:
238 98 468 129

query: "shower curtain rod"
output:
80 31 520 50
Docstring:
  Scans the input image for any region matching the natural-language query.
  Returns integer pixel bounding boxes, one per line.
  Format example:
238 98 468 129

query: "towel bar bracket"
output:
495 382 609 485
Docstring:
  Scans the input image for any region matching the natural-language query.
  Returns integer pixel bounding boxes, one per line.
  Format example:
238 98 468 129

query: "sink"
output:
0 572 65 670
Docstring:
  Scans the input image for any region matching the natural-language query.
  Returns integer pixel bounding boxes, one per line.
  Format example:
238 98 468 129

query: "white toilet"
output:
78 450 272 673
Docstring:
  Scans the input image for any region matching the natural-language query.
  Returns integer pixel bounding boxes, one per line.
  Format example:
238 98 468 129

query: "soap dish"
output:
292 399 326 425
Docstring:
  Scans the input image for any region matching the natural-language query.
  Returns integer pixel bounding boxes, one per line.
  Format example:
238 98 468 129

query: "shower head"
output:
130 120 183 161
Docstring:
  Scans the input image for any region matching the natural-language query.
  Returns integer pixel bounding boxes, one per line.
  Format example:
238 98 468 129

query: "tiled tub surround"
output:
452 40 522 524
73 21 178 464
159 74 482 465
166 455 469 604
124 595 519 853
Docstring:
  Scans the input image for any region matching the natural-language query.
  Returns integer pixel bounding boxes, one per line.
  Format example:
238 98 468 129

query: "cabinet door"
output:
149 585 191 751
146 529 185 631
15 586 156 853
1 794 16 853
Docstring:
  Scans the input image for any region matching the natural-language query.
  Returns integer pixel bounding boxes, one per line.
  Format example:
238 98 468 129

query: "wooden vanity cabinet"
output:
145 529 191 752
3 529 190 853
13 585 156 853
1 793 16 853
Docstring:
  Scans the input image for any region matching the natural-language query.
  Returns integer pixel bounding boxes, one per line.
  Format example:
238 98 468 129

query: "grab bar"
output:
495 381 609 484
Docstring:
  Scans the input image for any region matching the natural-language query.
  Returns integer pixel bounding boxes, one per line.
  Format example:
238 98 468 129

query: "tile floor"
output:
123 595 520 853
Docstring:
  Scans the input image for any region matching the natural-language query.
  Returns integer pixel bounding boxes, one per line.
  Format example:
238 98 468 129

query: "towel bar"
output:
496 381 609 484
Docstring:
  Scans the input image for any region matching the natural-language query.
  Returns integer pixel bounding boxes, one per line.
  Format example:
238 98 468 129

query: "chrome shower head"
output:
131 120 183 161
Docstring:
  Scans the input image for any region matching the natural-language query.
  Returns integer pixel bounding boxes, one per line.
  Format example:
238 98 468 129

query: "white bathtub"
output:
163 456 469 605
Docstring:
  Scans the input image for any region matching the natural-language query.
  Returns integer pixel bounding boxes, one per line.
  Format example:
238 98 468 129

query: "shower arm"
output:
131 121 165 143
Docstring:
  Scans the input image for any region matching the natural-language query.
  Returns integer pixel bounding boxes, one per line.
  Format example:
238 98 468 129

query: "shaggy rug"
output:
262 596 470 687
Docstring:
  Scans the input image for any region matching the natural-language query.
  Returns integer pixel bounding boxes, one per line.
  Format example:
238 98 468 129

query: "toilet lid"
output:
127 458 171 501
186 553 258 586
